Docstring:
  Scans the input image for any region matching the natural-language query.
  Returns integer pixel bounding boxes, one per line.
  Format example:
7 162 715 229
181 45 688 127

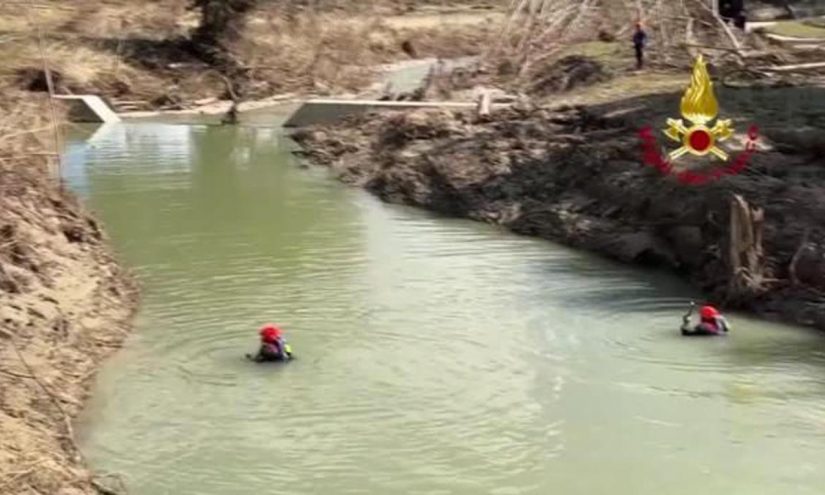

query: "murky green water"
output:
67 122 825 495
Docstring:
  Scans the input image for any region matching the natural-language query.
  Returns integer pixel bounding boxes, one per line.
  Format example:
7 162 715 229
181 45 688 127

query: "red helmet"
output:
259 323 282 342
700 305 719 319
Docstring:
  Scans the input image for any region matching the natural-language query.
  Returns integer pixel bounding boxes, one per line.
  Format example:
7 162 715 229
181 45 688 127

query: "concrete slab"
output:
54 95 121 124
283 99 507 128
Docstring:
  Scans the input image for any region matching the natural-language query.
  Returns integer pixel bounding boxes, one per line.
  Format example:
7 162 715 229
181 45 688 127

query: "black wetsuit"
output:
681 318 729 336
252 342 290 362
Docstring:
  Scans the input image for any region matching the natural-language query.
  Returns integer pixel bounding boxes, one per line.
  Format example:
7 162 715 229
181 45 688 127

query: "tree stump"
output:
726 194 767 301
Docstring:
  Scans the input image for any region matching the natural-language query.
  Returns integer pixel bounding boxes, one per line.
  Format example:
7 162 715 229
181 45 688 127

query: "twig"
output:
218 74 240 125
0 368 33 379
486 0 531 59
9 337 79 459
685 17 697 59
691 0 743 56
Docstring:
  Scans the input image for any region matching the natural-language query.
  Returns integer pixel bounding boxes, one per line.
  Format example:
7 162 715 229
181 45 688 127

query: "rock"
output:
794 243 825 289
400 39 417 58
600 231 677 266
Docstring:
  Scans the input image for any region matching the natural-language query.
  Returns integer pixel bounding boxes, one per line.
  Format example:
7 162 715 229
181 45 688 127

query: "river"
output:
66 121 825 494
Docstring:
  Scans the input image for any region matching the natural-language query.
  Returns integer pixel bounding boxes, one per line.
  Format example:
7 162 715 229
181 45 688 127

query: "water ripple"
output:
73 123 825 495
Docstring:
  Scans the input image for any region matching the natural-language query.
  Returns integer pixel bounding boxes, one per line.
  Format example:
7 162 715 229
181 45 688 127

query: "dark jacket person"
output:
632 22 648 69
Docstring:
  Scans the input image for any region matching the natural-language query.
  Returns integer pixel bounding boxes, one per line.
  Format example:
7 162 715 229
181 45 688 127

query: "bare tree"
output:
190 0 257 53
188 0 256 99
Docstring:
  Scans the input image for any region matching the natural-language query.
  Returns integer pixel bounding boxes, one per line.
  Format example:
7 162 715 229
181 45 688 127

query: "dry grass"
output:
0 0 502 109
0 0 192 38
0 2 72 32
10 42 119 88
237 13 498 95
0 92 63 179
551 70 686 106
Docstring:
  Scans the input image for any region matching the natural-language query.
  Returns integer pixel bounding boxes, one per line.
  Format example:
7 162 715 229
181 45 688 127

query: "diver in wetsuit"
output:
248 324 293 362
681 303 730 336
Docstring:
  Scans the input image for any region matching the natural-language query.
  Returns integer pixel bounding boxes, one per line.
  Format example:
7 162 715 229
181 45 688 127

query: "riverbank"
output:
0 87 139 493
0 156 138 493
1 0 501 113
292 86 825 330
0 2 501 491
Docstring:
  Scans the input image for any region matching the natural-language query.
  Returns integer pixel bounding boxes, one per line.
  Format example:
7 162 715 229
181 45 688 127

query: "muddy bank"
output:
0 163 138 494
293 95 825 330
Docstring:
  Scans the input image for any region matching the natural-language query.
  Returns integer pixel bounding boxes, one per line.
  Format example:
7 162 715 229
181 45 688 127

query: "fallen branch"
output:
763 61 825 72
691 0 743 57
0 368 32 379
685 17 697 59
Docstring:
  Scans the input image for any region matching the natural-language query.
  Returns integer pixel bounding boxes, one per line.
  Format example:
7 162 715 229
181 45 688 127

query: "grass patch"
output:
555 41 632 71
765 20 825 39
553 71 685 107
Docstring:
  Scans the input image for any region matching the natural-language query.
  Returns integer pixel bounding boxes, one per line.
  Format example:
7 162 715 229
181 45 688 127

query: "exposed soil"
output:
293 87 825 330
0 0 501 113
0 162 138 494
527 55 612 95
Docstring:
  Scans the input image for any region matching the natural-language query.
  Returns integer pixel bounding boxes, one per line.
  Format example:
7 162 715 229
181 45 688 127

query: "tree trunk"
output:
726 194 767 301
189 0 256 97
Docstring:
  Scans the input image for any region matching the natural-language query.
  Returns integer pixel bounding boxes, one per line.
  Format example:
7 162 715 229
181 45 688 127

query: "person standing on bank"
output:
632 22 648 70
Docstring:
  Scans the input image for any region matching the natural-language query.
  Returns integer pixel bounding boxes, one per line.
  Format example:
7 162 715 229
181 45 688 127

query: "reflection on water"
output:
71 123 825 495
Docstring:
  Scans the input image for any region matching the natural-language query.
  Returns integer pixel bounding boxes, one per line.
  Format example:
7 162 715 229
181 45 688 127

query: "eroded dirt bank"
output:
0 163 138 495
293 95 825 330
